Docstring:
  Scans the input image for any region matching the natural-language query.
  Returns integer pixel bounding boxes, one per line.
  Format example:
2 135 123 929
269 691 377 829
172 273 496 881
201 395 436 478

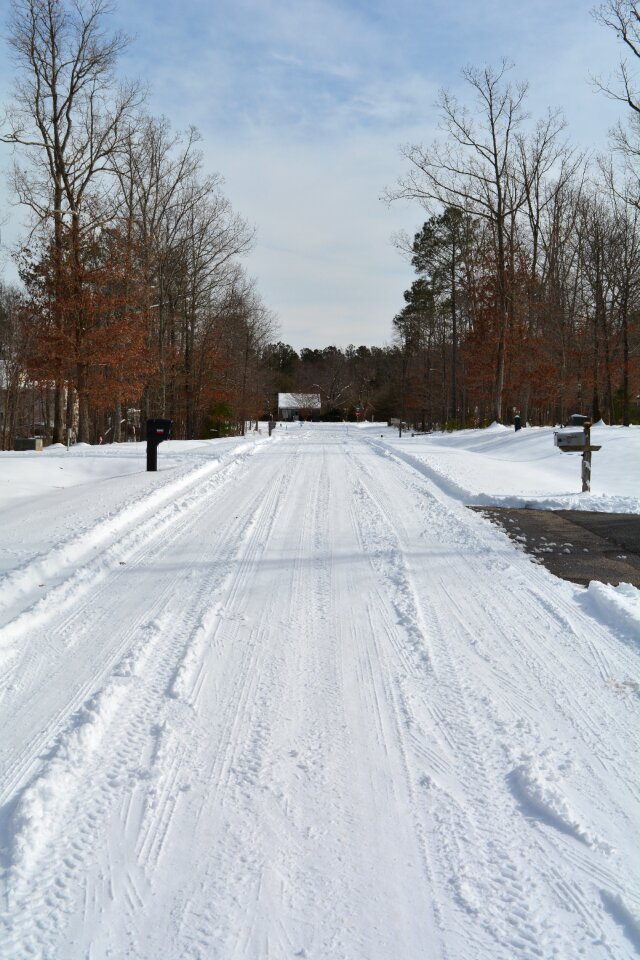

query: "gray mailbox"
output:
554 413 591 451
554 428 588 452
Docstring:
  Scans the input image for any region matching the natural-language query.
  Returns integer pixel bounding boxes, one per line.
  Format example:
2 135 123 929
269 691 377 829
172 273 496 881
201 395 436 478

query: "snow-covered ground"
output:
0 422 638 959
378 419 639 512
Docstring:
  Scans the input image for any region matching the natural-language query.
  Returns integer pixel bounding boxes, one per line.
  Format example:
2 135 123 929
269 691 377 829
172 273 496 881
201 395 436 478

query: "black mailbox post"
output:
146 418 173 472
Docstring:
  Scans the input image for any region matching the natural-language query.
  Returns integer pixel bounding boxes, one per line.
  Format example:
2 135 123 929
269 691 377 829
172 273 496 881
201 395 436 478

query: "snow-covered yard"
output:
0 422 638 959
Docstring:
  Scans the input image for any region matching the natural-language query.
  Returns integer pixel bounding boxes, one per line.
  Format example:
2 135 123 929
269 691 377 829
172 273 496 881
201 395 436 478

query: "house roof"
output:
278 393 321 409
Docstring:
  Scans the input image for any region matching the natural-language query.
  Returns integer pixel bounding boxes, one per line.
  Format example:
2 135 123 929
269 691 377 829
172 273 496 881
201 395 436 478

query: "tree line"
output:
1 0 638 448
388 162 639 430
385 3 640 429
0 0 274 449
267 5 640 434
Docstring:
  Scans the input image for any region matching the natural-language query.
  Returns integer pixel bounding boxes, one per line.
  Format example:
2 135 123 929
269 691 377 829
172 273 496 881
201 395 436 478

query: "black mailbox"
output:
146 418 173 471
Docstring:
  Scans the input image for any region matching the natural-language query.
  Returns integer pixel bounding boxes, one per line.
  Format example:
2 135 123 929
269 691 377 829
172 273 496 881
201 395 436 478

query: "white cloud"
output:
0 0 624 347
204 128 423 348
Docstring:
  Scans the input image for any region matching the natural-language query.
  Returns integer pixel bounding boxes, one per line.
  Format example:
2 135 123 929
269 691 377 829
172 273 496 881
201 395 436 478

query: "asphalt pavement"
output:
471 508 640 588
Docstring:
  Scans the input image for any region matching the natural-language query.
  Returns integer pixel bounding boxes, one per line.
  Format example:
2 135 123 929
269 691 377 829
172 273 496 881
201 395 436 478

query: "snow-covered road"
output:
0 425 638 959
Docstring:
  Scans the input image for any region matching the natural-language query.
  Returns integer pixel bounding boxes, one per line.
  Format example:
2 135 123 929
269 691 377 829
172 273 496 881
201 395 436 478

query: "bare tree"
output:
112 115 256 435
113 117 212 425
221 276 276 435
535 180 586 423
388 61 569 421
593 1 640 206
593 0 640 112
575 190 640 424
0 282 28 449
607 187 640 424
1 0 142 440
176 195 255 437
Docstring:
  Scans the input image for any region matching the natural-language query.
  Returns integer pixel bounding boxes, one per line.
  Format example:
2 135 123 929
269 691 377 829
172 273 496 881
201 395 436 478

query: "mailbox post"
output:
146 418 173 472
553 415 601 492
581 421 600 493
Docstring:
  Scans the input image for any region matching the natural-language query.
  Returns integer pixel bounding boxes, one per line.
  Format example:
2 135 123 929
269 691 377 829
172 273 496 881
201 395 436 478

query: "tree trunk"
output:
494 323 506 424
77 380 91 444
451 253 457 426
493 204 508 424
114 399 122 442
54 379 66 443
591 309 601 424
66 382 76 440
621 294 630 426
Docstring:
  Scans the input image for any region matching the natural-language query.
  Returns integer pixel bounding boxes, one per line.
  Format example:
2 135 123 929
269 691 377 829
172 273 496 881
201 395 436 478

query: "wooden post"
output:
581 420 592 493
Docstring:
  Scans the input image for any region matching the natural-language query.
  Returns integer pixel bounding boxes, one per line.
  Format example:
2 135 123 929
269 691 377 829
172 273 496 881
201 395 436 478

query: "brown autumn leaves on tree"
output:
2 0 140 442
18 222 154 435
0 0 275 446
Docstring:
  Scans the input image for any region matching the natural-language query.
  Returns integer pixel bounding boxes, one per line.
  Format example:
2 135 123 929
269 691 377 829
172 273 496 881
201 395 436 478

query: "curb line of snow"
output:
0 443 263 652
0 440 260 619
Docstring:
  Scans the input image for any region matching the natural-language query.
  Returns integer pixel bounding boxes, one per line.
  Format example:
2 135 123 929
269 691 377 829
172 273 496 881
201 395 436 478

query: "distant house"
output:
277 393 321 421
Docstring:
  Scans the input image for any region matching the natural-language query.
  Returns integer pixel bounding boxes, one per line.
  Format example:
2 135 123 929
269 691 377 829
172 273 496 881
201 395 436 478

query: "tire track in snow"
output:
367 435 638 787
360 433 639 795
339 448 451 955
344 437 593 959
2 426 637 959
170 446 357 960
0 444 259 630
86 439 304 959
0 445 262 657
0 447 267 818
171 436 436 959
346 432 639 959
0 447 256 738
0 440 300 958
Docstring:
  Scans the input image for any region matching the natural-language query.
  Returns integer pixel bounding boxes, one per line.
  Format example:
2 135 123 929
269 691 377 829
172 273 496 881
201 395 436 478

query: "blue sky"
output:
0 0 626 348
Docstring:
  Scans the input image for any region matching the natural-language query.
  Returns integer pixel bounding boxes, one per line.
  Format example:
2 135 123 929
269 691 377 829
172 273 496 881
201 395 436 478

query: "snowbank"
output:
578 582 640 647
361 422 640 513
